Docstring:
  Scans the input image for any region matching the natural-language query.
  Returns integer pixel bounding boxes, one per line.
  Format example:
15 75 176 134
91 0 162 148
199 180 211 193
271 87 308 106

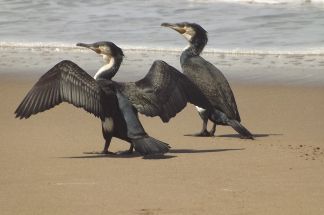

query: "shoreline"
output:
1 47 324 86
2 43 324 56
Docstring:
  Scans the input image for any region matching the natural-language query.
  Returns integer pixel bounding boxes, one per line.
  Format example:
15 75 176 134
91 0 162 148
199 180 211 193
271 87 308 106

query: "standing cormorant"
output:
15 45 169 156
15 41 212 155
161 22 253 139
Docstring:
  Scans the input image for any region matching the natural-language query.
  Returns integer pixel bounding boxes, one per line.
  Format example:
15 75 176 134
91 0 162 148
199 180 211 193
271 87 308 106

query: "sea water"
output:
1 0 324 85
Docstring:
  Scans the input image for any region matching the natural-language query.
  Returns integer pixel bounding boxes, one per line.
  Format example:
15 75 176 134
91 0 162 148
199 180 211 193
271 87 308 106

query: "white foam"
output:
188 0 324 4
0 41 74 48
1 41 324 56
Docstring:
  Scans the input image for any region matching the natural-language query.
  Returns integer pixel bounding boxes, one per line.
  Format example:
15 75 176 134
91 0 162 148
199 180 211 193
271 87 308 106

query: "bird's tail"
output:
227 120 254 139
132 136 170 155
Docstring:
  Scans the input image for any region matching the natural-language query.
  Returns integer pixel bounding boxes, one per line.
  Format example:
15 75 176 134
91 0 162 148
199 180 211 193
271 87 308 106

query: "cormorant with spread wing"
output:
15 41 212 155
161 22 253 139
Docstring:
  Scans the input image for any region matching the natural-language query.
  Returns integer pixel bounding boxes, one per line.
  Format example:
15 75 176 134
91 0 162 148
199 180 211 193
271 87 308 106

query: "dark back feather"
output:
15 60 112 119
182 56 241 121
115 60 213 122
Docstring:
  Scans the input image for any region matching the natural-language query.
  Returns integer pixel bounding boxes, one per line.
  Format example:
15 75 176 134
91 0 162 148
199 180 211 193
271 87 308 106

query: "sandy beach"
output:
2 0 324 214
1 69 324 214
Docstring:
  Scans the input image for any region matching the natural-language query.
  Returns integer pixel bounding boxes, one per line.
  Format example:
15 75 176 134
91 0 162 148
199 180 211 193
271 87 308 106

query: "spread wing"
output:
182 56 241 121
115 60 212 122
15 60 106 119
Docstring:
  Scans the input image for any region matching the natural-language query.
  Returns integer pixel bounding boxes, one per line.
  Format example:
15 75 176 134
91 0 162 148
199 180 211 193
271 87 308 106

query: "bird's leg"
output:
189 109 212 137
209 123 216 136
117 143 134 155
188 118 211 137
83 135 115 155
199 118 211 136
102 137 116 155
127 144 134 154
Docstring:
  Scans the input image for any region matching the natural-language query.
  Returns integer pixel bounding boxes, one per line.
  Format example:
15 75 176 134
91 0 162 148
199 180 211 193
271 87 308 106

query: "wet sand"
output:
2 46 324 85
1 73 324 215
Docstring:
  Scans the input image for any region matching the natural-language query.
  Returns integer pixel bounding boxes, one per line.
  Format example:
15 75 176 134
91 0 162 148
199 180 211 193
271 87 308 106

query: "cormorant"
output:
15 41 212 155
161 22 253 139
15 45 169 156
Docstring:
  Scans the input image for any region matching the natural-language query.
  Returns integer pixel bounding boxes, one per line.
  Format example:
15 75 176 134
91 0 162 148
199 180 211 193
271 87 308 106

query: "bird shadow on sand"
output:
59 152 176 160
58 148 243 159
217 133 283 139
169 148 244 154
184 133 283 139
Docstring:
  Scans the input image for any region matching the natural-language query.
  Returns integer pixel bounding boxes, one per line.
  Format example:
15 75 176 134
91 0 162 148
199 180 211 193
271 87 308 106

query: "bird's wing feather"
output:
115 60 212 122
183 56 240 121
15 60 106 119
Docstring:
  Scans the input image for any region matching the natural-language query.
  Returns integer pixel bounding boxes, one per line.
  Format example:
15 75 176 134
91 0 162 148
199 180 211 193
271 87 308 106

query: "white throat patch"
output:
182 27 195 42
183 32 192 41
94 57 115 80
183 44 190 52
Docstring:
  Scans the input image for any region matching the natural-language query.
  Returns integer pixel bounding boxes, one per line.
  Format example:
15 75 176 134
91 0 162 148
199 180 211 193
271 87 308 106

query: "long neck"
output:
180 35 207 64
94 55 123 80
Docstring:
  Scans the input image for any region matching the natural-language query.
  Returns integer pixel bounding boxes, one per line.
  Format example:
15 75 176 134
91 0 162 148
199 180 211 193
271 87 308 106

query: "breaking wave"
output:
1 41 324 55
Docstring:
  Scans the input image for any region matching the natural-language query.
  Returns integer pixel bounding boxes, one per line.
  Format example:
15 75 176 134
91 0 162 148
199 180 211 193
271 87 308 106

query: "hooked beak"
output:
76 43 101 54
161 23 186 34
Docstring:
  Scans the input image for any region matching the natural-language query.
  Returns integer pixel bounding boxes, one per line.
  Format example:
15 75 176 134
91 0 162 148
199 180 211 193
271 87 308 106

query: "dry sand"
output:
1 75 324 215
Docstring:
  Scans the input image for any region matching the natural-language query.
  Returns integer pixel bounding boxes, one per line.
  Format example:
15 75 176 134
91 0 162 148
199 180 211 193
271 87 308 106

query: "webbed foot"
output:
116 150 133 155
209 130 216 137
185 130 214 137
83 150 116 155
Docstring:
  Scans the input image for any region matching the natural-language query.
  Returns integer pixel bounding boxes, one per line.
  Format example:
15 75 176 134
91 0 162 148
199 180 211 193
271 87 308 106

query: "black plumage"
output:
15 60 170 156
181 57 240 121
115 60 212 123
162 22 253 138
16 61 104 119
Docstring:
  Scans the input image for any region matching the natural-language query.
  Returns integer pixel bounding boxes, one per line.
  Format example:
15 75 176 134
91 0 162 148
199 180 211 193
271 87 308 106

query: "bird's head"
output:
76 41 124 63
77 41 124 80
161 22 207 44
